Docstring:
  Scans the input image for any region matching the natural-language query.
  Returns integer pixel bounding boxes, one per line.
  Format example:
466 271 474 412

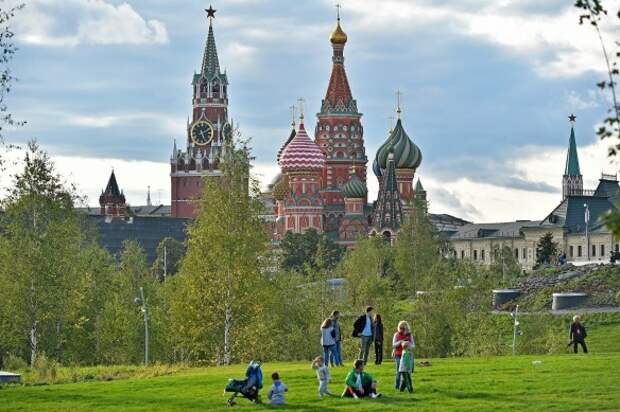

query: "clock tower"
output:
171 5 233 218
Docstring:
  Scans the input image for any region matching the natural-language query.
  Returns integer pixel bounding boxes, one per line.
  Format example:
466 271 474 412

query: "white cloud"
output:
15 0 169 47
341 0 619 78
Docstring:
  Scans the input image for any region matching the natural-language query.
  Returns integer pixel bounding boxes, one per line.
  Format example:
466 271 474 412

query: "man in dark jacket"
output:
569 315 588 353
352 306 374 364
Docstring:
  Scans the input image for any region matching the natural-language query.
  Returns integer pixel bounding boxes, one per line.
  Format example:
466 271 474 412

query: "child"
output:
343 359 382 399
398 340 414 393
311 356 334 398
267 372 288 405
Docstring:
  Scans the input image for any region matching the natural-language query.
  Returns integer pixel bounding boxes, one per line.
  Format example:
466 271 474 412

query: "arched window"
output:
212 82 219 98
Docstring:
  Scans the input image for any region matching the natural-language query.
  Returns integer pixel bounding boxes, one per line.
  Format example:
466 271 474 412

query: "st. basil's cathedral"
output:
85 6 620 269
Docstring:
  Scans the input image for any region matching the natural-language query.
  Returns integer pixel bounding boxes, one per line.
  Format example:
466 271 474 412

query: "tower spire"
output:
147 185 152 206
202 6 221 78
562 114 583 198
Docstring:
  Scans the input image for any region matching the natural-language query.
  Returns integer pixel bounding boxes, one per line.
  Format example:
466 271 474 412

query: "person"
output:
569 315 588 354
374 314 384 365
311 355 334 398
398 341 414 393
331 311 343 366
352 306 375 364
342 359 382 399
392 320 413 389
267 372 288 405
320 318 337 366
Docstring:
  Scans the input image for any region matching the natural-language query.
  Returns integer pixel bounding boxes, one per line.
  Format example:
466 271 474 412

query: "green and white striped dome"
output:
375 118 422 170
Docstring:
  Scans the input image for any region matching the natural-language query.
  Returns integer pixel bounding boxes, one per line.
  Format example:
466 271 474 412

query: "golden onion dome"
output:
330 20 348 44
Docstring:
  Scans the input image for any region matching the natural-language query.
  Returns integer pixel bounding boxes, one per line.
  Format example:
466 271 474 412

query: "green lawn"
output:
2 320 620 412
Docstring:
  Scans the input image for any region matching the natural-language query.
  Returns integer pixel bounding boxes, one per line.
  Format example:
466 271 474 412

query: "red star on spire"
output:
568 113 577 122
206 5 216 19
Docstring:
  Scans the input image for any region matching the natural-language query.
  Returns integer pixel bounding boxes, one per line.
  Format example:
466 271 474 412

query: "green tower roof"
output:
564 127 581 176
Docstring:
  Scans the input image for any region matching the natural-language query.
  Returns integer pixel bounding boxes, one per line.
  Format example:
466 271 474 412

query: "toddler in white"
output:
311 356 334 398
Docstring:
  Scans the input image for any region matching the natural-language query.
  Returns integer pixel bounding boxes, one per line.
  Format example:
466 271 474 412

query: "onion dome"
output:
330 18 348 45
277 128 296 163
279 122 326 172
372 158 382 178
272 175 289 200
343 170 367 199
375 118 422 170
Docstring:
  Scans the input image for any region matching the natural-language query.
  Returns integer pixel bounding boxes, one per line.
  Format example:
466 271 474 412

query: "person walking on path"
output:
398 341 414 393
352 306 375 364
569 315 588 353
392 320 413 389
321 318 337 366
331 311 343 366
374 314 384 365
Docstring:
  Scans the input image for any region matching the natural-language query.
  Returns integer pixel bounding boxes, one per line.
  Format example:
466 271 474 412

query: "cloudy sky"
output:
2 0 620 222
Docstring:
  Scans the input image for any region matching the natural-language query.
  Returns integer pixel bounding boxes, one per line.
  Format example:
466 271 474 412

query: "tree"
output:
152 237 185 281
489 245 522 286
0 142 90 364
0 3 25 173
536 232 559 265
280 229 343 274
167 140 268 365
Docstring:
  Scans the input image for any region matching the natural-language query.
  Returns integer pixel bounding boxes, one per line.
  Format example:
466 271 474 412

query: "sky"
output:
2 0 620 222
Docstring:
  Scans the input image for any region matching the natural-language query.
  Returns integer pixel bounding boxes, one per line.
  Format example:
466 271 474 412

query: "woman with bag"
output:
392 320 413 389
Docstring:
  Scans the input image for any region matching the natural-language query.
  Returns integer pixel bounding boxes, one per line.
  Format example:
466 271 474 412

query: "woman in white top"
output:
320 318 337 370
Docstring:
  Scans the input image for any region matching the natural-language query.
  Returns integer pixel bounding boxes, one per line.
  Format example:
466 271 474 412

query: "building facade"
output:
448 121 620 269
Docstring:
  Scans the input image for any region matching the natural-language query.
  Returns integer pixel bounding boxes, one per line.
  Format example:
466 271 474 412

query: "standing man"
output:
331 311 343 366
352 306 374 364
569 315 588 353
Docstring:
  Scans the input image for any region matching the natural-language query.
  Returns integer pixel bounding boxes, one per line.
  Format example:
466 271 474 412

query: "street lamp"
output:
134 287 149 367
511 304 521 355
584 203 590 261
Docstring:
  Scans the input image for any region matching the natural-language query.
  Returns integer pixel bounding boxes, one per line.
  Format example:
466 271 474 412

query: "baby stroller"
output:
225 360 263 406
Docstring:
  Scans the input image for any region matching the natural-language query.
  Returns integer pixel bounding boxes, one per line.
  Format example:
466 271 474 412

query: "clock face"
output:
222 122 233 142
191 121 214 146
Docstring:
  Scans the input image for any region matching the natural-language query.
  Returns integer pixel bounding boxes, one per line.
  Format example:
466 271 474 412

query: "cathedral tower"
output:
171 6 233 218
562 115 583 198
100 170 128 218
315 10 367 220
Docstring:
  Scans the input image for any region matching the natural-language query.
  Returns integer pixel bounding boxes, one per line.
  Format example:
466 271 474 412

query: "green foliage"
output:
280 229 344 274
489 246 522 286
167 140 269 365
152 237 185 281
536 232 558 265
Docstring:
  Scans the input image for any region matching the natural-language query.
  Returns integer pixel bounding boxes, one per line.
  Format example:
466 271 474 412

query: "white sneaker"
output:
370 393 377 399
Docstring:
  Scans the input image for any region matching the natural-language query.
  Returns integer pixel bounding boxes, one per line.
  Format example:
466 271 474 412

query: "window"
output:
616 243 619 252
515 248 519 259
569 246 574 257
601 244 605 256
578 245 582 257
522 248 527 259
473 250 478 260
461 250 465 259
481 249 485 261
592 245 596 257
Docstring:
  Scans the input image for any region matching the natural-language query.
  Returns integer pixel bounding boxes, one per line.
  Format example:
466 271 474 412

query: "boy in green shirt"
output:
342 359 382 399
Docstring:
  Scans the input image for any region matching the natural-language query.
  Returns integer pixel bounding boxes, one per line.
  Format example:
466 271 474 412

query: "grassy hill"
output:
2 319 620 412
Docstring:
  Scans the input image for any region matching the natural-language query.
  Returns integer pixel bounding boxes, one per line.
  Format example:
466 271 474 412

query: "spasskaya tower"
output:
170 5 232 218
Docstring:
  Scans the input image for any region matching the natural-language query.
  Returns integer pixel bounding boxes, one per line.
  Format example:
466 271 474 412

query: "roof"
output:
102 171 121 197
564 127 581 176
202 21 221 79
375 119 422 170
279 122 326 172
89 215 188 263
449 220 542 240
594 177 619 197
541 195 616 233
77 204 172 217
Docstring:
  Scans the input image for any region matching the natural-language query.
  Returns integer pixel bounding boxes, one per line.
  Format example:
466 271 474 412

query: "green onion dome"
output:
375 118 422 170
372 158 382 178
343 170 367 199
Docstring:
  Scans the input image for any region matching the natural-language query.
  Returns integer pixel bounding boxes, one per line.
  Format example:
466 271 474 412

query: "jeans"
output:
323 345 336 366
399 372 413 392
394 356 401 389
375 341 383 364
359 336 373 364
573 340 588 353
331 341 342 366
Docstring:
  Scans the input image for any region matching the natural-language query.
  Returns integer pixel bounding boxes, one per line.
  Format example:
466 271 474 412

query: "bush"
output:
32 354 59 384
4 354 27 371
616 291 620 307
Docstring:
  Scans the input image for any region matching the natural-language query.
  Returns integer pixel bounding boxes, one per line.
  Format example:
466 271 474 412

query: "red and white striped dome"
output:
279 122 326 172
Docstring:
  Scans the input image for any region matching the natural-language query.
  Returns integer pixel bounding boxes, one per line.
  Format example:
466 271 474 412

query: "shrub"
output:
4 354 27 371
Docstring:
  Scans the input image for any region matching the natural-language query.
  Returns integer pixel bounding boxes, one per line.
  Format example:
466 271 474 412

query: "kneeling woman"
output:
342 359 382 399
